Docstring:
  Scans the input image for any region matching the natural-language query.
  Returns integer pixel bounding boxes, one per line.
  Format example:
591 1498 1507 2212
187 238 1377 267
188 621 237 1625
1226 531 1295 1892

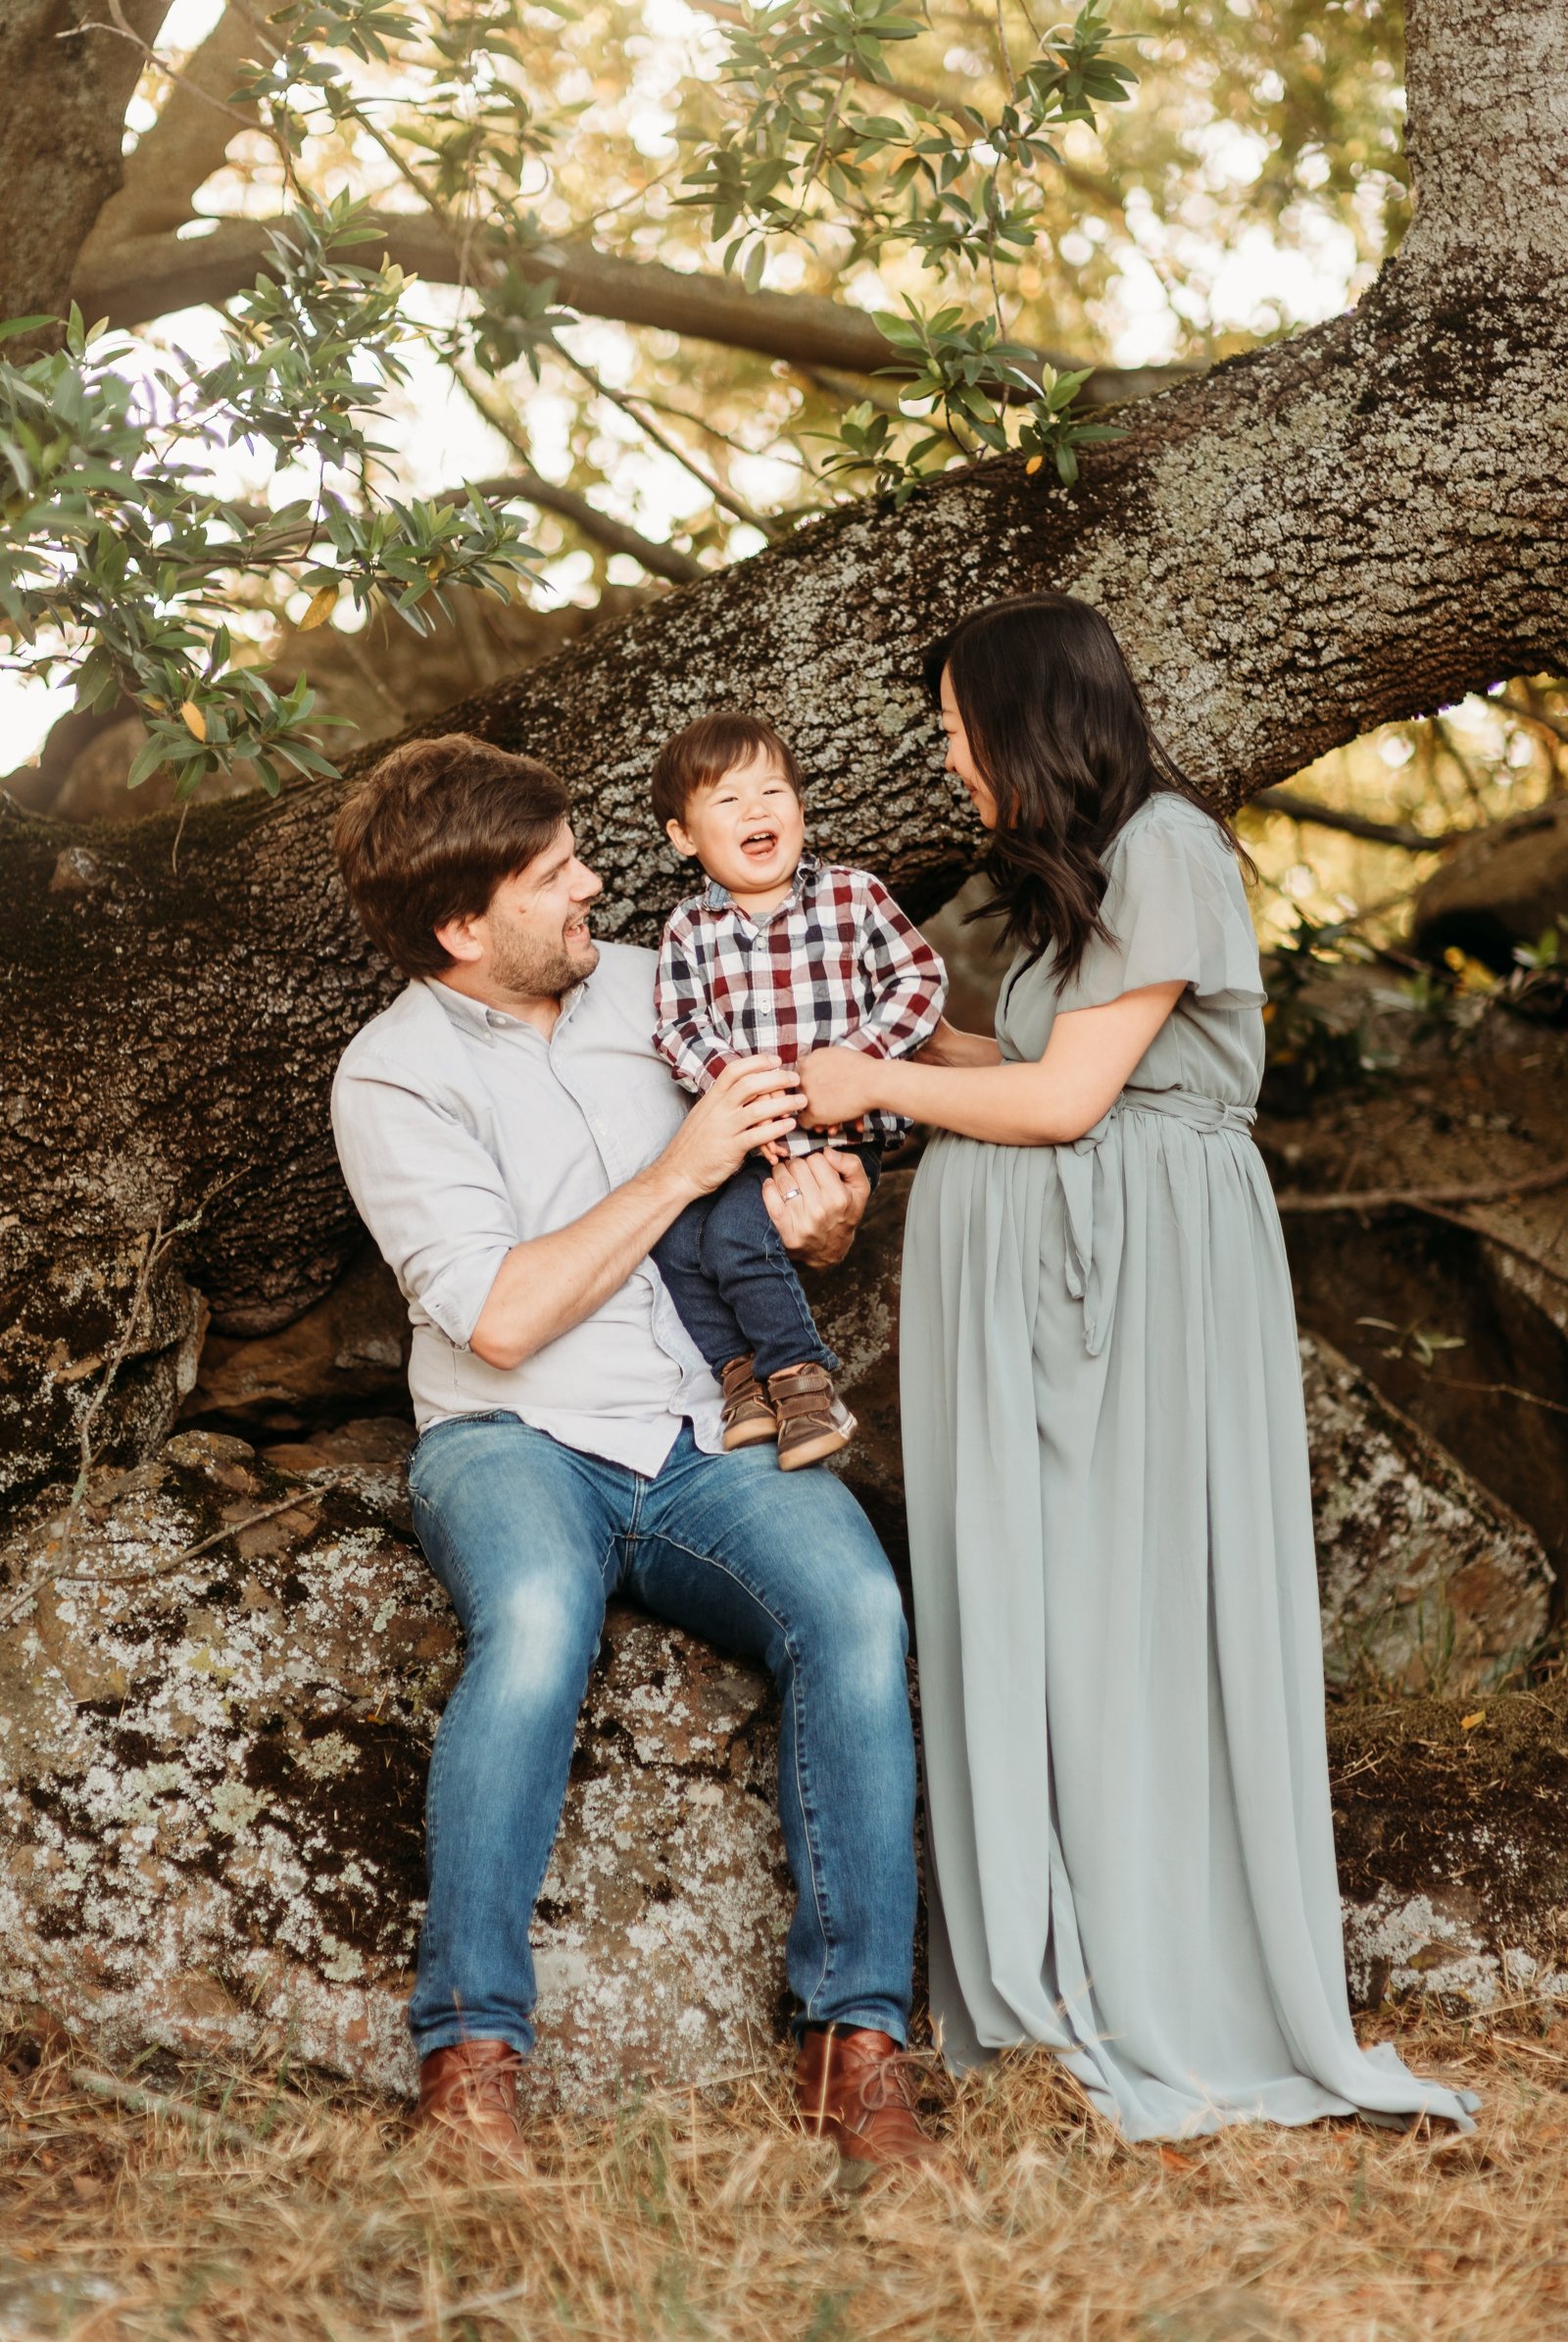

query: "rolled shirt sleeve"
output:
331 1061 517 1349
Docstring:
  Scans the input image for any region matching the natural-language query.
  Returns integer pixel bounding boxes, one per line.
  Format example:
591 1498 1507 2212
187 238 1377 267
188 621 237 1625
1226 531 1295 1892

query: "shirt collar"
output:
425 974 585 1044
705 851 819 916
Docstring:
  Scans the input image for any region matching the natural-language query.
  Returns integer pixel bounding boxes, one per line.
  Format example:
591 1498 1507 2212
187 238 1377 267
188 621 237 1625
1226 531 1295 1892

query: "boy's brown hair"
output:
333 731 570 979
650 710 805 832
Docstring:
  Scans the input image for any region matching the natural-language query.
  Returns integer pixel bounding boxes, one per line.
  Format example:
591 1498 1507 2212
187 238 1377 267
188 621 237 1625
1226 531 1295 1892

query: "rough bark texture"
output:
0 0 166 330
4 0 1568 1473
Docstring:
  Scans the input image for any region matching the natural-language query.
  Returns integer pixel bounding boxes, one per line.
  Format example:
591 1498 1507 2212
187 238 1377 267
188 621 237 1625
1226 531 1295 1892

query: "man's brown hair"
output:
650 710 805 833
333 732 570 979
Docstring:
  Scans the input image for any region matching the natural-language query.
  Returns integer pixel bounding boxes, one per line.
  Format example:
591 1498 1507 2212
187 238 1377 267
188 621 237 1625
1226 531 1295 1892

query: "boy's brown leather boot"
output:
796 2026 941 2181
768 1363 856 1470
719 1354 778 1449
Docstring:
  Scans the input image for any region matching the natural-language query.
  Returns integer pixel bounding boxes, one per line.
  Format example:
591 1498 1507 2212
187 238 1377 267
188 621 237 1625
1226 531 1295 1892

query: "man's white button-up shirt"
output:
330 943 723 1474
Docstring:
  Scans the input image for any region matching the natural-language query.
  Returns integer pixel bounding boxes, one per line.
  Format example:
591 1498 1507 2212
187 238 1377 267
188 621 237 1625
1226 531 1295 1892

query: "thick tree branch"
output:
1250 790 1459 854
67 212 1168 407
0 0 168 330
80 1 260 252
5 0 1567 1383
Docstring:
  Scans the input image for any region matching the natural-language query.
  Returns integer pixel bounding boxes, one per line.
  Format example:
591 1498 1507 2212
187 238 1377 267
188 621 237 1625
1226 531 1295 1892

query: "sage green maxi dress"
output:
902 793 1476 2140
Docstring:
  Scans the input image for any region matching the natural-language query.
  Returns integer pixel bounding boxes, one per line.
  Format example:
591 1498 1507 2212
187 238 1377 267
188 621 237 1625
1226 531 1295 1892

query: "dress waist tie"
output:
1058 1086 1257 1357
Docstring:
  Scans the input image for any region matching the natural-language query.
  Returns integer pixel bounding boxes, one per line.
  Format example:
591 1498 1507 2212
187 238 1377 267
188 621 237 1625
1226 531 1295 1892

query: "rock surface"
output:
0 1431 789 2105
1302 1333 1551 1694
1331 1686 1568 2013
184 1244 412 1437
0 1233 207 1510
1411 795 1568 971
3 1171 1558 2101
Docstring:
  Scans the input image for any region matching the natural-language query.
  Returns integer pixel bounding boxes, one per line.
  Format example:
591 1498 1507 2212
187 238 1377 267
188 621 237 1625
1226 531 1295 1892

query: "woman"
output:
799 593 1475 2140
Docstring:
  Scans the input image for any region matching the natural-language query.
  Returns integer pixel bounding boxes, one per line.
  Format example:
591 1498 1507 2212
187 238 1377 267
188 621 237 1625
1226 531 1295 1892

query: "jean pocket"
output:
408 1409 517 1491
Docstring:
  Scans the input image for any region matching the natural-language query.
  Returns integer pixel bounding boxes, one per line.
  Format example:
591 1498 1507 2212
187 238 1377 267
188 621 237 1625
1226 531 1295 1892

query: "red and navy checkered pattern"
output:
653 854 947 1155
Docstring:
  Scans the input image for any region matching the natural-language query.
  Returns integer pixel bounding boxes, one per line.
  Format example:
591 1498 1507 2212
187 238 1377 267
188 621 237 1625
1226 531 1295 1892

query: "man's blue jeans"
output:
405 1413 917 2061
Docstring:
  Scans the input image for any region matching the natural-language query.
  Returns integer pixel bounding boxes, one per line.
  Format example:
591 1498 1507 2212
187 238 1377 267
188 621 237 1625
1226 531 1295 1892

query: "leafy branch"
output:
0 196 537 799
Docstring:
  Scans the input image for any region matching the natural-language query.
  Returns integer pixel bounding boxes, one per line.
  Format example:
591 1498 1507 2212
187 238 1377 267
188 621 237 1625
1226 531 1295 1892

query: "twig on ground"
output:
1273 1160 1568 1286
52 1481 342 1591
1427 1376 1568 1420
73 2063 261 2152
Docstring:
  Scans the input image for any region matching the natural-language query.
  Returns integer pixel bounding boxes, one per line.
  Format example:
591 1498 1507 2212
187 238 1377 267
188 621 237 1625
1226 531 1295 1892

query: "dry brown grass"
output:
3 2009 1566 2341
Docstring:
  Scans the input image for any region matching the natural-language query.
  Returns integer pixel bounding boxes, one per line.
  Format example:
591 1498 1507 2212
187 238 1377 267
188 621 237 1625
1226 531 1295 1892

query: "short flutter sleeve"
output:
1056 796 1266 1013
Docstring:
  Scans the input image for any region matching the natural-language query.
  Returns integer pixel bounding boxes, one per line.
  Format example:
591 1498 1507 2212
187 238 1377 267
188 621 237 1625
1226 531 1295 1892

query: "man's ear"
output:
433 909 485 966
665 815 698 860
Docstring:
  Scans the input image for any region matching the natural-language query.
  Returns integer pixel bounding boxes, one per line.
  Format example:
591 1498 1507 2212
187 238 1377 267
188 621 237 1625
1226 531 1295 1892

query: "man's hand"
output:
760 1147 871 1270
662 1054 806 1199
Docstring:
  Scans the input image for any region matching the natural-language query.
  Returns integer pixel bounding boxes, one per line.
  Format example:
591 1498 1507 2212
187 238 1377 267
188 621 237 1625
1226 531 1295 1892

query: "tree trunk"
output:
3 0 1566 1487
0 0 167 334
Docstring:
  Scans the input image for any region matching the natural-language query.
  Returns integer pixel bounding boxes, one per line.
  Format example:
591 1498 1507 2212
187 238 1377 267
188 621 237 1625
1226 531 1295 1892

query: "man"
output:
330 731 935 2177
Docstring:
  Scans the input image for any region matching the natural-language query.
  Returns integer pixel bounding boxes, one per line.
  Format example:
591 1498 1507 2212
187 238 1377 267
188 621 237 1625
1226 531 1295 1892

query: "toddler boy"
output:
651 710 946 1468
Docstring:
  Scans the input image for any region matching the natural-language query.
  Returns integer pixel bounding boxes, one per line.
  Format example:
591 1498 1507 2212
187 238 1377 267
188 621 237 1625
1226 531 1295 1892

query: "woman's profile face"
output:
938 665 999 829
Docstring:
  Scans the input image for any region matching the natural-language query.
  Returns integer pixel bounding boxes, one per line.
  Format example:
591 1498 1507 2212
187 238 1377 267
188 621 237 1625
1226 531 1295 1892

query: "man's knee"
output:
477 1560 606 1699
788 1522 909 1683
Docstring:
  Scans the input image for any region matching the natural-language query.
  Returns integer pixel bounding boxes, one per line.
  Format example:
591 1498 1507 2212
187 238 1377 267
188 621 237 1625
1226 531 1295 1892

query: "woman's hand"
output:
760 1146 872 1269
798 1046 885 1131
917 1015 1002 1069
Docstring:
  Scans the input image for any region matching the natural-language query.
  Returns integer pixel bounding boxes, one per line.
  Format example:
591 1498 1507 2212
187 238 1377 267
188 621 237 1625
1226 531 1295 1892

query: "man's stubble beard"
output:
489 920 600 1001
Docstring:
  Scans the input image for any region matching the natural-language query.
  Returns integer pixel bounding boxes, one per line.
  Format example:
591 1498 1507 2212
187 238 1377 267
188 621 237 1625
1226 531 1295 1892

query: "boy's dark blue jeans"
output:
652 1146 883 1382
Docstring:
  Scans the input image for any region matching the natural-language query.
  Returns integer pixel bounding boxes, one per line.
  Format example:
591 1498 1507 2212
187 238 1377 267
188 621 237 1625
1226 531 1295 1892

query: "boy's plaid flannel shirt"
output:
652 854 948 1157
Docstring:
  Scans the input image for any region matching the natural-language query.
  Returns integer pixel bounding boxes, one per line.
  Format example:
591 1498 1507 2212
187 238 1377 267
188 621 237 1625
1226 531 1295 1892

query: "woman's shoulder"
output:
1109 790 1233 863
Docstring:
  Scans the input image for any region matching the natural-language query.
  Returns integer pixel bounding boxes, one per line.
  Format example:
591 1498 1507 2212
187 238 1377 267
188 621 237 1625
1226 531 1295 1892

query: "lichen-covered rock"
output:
0 1233 207 1510
1302 1332 1552 1693
0 1431 788 2105
1331 1686 1568 2012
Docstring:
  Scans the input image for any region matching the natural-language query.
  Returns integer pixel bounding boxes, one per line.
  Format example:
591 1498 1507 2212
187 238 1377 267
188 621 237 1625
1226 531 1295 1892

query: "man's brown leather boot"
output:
416 2039 526 2159
796 2026 941 2182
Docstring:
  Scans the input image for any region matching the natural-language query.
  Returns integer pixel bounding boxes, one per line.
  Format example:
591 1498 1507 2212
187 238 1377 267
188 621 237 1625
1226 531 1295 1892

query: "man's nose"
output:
572 860 603 901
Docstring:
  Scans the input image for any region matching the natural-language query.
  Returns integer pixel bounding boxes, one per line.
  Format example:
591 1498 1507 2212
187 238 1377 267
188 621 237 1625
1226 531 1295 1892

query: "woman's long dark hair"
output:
923 593 1246 988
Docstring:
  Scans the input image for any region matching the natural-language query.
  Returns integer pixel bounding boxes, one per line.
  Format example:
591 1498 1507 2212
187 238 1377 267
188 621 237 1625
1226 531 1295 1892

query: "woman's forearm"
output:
862 983 1187 1145
877 1057 1092 1146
